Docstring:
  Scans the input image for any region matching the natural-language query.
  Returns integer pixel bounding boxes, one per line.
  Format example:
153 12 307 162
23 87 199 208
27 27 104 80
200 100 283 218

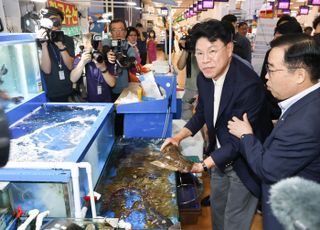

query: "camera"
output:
91 34 105 63
179 34 194 52
38 18 64 43
104 39 136 68
50 30 64 43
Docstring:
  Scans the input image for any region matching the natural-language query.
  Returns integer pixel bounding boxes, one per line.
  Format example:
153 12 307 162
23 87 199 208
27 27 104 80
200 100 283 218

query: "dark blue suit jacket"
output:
241 87 320 229
185 57 272 197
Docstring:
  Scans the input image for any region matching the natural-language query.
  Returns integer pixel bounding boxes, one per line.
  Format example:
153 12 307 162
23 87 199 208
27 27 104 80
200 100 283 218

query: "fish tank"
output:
0 33 42 111
95 138 180 229
0 102 115 218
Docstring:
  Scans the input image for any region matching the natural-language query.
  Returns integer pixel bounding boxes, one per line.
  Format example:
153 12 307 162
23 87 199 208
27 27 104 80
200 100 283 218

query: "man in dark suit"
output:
161 19 272 230
228 34 320 230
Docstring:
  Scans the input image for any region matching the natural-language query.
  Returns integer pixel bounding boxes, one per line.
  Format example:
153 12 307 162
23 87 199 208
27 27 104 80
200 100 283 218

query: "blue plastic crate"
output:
117 75 177 138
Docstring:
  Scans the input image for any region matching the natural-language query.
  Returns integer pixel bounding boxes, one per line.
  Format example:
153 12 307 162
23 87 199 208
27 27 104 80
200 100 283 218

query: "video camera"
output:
37 10 64 43
179 32 194 52
90 34 106 63
104 39 136 68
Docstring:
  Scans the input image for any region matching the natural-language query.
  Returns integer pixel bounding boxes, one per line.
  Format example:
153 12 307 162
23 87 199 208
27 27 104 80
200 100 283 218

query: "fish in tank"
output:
95 138 179 229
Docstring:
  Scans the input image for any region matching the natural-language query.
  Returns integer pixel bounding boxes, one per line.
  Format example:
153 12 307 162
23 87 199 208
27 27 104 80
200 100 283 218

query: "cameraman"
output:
37 7 75 102
177 31 199 121
70 34 116 102
103 19 136 102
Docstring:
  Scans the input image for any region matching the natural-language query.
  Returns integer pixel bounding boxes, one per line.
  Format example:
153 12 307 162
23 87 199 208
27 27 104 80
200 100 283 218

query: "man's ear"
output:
227 42 234 57
295 68 307 84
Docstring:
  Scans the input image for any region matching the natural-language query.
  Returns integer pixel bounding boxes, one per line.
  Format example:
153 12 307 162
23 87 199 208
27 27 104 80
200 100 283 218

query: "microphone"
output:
269 177 320 230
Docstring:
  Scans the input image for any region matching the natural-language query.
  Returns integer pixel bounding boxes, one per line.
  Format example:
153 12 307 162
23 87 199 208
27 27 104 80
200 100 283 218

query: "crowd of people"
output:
35 6 320 230
37 7 161 104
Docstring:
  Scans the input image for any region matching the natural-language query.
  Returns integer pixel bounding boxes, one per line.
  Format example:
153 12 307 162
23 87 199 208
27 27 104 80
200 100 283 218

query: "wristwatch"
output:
59 47 67 52
101 69 108 73
201 161 208 172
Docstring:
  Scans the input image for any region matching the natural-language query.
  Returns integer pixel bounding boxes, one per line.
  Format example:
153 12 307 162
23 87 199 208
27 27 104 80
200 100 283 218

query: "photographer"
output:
102 19 136 102
37 7 75 102
70 34 116 102
177 30 199 121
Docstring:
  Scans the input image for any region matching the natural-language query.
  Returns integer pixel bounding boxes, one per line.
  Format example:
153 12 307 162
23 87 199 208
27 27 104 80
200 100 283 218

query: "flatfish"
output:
151 143 194 172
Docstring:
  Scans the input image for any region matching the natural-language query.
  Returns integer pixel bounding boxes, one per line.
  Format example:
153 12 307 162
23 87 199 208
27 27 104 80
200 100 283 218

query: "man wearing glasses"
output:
104 19 135 102
228 34 320 230
161 19 272 230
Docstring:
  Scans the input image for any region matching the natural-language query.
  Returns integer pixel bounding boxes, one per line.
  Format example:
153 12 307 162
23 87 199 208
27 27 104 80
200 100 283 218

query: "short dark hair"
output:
304 26 313 33
238 21 248 28
276 15 297 26
271 34 320 82
274 20 302 35
191 19 233 47
43 7 64 20
109 18 127 31
136 23 143 28
312 15 320 30
126 26 139 38
221 14 237 24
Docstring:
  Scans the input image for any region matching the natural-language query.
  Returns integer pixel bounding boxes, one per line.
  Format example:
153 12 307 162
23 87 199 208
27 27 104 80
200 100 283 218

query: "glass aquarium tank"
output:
0 33 42 110
95 138 179 229
0 103 115 218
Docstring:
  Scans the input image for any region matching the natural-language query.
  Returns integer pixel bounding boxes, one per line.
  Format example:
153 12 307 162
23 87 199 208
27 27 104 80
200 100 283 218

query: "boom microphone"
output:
269 177 320 230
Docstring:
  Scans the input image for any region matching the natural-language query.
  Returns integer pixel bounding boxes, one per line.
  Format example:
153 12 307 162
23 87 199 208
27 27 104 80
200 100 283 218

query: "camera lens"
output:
92 51 104 63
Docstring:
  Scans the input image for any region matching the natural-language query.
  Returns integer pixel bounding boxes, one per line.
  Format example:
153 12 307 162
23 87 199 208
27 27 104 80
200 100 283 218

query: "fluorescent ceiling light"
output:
152 0 178 6
127 2 137 6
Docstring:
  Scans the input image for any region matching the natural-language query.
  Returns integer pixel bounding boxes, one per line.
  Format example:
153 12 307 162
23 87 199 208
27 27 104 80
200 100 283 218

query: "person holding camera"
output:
37 7 75 102
177 30 199 121
102 19 136 102
70 34 116 102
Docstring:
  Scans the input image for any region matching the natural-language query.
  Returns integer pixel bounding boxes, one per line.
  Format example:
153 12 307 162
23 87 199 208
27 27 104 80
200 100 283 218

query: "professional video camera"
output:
37 9 64 43
91 34 105 63
179 31 194 52
103 39 136 68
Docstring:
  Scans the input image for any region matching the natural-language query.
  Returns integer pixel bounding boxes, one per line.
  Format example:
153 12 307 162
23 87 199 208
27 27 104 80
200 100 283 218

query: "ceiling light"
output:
127 2 137 6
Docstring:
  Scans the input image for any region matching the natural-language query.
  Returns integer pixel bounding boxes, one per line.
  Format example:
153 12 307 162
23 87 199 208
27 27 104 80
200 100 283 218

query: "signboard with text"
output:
48 0 79 26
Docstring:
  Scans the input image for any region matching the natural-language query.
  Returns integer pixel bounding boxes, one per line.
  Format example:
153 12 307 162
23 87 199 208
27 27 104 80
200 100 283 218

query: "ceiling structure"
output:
141 0 317 21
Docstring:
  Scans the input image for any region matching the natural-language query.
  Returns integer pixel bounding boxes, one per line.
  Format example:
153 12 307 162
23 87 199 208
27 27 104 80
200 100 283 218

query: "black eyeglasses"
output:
265 64 286 75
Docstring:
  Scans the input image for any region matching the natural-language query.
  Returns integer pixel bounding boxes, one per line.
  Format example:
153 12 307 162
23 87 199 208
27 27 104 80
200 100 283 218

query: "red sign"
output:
47 0 79 26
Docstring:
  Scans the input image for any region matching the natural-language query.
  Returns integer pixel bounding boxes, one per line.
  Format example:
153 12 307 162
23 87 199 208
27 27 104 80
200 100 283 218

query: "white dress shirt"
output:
212 67 229 148
278 82 320 117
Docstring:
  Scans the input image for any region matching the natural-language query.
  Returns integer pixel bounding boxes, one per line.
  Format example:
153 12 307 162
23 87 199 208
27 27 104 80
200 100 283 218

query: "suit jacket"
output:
185 57 273 197
241 88 320 229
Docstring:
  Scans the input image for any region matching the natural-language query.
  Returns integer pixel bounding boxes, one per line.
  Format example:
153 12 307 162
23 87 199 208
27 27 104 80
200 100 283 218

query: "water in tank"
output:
0 34 41 110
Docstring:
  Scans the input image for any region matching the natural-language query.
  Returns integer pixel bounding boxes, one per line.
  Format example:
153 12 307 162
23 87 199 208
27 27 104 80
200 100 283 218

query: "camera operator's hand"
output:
36 28 49 43
107 50 116 64
55 41 65 50
94 61 107 73
79 50 92 67
179 39 186 49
